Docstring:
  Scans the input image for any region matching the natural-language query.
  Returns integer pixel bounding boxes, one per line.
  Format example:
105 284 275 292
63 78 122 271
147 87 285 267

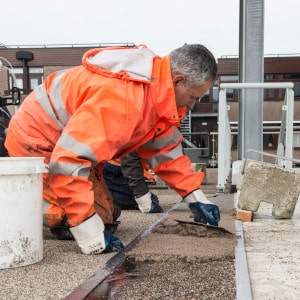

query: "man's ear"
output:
173 74 185 86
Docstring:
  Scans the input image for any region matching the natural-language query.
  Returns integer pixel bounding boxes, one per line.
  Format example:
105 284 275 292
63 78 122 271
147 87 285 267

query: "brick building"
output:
0 44 299 162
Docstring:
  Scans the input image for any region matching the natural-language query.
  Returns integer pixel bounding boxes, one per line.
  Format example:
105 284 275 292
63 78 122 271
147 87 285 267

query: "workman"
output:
5 43 220 255
103 151 162 211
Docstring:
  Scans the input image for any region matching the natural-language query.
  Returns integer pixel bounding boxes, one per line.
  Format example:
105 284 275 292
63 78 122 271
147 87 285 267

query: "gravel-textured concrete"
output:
0 205 169 299
1 167 300 299
109 197 237 300
0 169 221 299
111 259 236 300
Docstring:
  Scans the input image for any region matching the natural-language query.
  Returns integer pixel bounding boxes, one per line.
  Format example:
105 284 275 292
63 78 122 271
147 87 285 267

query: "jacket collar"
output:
82 46 157 83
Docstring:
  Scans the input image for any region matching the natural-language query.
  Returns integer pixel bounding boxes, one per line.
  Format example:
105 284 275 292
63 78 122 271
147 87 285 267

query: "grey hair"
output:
170 44 217 88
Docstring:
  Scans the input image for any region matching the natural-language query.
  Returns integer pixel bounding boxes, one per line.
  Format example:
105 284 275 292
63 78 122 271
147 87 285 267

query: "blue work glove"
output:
188 202 220 226
184 189 220 227
103 231 125 252
135 191 163 213
149 199 163 213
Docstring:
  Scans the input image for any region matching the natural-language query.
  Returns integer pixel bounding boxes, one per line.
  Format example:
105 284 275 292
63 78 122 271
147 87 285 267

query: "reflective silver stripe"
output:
57 132 98 163
35 85 64 129
140 127 181 150
50 132 97 177
42 199 51 226
147 143 183 169
43 199 51 214
49 160 91 177
50 70 71 125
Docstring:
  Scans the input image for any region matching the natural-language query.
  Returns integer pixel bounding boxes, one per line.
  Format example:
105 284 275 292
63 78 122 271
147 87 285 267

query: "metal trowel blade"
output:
174 219 234 235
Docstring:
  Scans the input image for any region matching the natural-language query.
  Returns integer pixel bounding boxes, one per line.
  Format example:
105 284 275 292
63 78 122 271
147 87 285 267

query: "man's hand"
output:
70 214 124 254
103 231 125 252
149 199 163 213
188 202 220 226
184 189 220 226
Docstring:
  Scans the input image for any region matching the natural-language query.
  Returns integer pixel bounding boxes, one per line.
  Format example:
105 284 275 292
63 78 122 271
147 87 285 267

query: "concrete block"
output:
232 160 243 186
237 159 300 219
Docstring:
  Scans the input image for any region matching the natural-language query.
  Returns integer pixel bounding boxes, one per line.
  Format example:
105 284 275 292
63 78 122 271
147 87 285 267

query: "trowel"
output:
174 219 234 235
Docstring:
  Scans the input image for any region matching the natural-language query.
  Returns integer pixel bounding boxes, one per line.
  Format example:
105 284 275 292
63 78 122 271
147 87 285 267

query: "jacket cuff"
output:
135 192 152 213
69 213 106 255
183 189 212 204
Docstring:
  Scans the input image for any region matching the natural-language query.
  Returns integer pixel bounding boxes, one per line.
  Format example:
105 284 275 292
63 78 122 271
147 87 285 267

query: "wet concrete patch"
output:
154 218 234 237
106 197 238 299
127 233 237 263
127 208 237 263
69 190 238 299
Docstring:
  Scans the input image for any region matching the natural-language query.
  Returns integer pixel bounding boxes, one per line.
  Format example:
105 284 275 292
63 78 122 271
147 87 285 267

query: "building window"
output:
220 75 239 82
282 74 300 98
294 82 300 97
30 78 39 89
219 75 238 100
13 67 44 90
212 86 219 112
264 74 275 99
212 87 218 102
10 67 22 88
201 90 210 103
294 132 300 148
283 74 300 80
264 74 275 80
264 88 275 99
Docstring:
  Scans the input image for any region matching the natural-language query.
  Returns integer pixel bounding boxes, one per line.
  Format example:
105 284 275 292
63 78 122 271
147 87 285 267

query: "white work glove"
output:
184 189 220 226
135 192 163 213
70 214 124 254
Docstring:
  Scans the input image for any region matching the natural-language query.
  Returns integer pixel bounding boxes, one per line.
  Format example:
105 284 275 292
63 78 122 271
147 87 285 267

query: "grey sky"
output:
1 0 299 58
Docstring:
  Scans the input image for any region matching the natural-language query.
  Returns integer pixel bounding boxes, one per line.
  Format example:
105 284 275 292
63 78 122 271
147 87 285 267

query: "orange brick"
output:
236 209 253 222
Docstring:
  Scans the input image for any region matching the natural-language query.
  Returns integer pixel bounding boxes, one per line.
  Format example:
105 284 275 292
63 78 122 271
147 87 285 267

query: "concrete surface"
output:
0 189 182 299
242 198 300 300
0 168 300 299
236 160 300 300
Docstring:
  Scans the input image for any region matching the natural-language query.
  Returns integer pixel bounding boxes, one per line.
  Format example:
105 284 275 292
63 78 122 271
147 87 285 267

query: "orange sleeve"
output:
152 155 205 197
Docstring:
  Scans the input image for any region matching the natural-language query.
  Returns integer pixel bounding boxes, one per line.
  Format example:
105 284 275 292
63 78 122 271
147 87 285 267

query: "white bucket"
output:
0 157 48 269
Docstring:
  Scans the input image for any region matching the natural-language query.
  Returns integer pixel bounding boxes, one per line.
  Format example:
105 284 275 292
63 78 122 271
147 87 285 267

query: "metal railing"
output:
217 82 295 192
182 132 210 164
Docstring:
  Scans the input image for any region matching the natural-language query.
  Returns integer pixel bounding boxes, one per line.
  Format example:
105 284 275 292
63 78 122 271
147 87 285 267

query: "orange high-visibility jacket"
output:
5 45 204 226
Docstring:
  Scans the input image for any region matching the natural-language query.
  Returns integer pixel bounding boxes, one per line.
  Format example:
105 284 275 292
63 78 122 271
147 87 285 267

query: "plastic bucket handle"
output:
0 164 49 175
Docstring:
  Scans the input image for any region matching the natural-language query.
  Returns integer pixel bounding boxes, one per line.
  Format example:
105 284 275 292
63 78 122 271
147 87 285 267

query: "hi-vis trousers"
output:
43 164 115 227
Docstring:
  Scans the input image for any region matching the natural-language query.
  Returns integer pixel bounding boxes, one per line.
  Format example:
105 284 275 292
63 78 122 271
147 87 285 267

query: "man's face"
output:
173 75 213 110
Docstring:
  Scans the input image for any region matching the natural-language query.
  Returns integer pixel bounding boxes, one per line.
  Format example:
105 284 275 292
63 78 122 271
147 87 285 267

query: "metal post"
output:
217 88 226 191
285 88 294 168
238 0 264 161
